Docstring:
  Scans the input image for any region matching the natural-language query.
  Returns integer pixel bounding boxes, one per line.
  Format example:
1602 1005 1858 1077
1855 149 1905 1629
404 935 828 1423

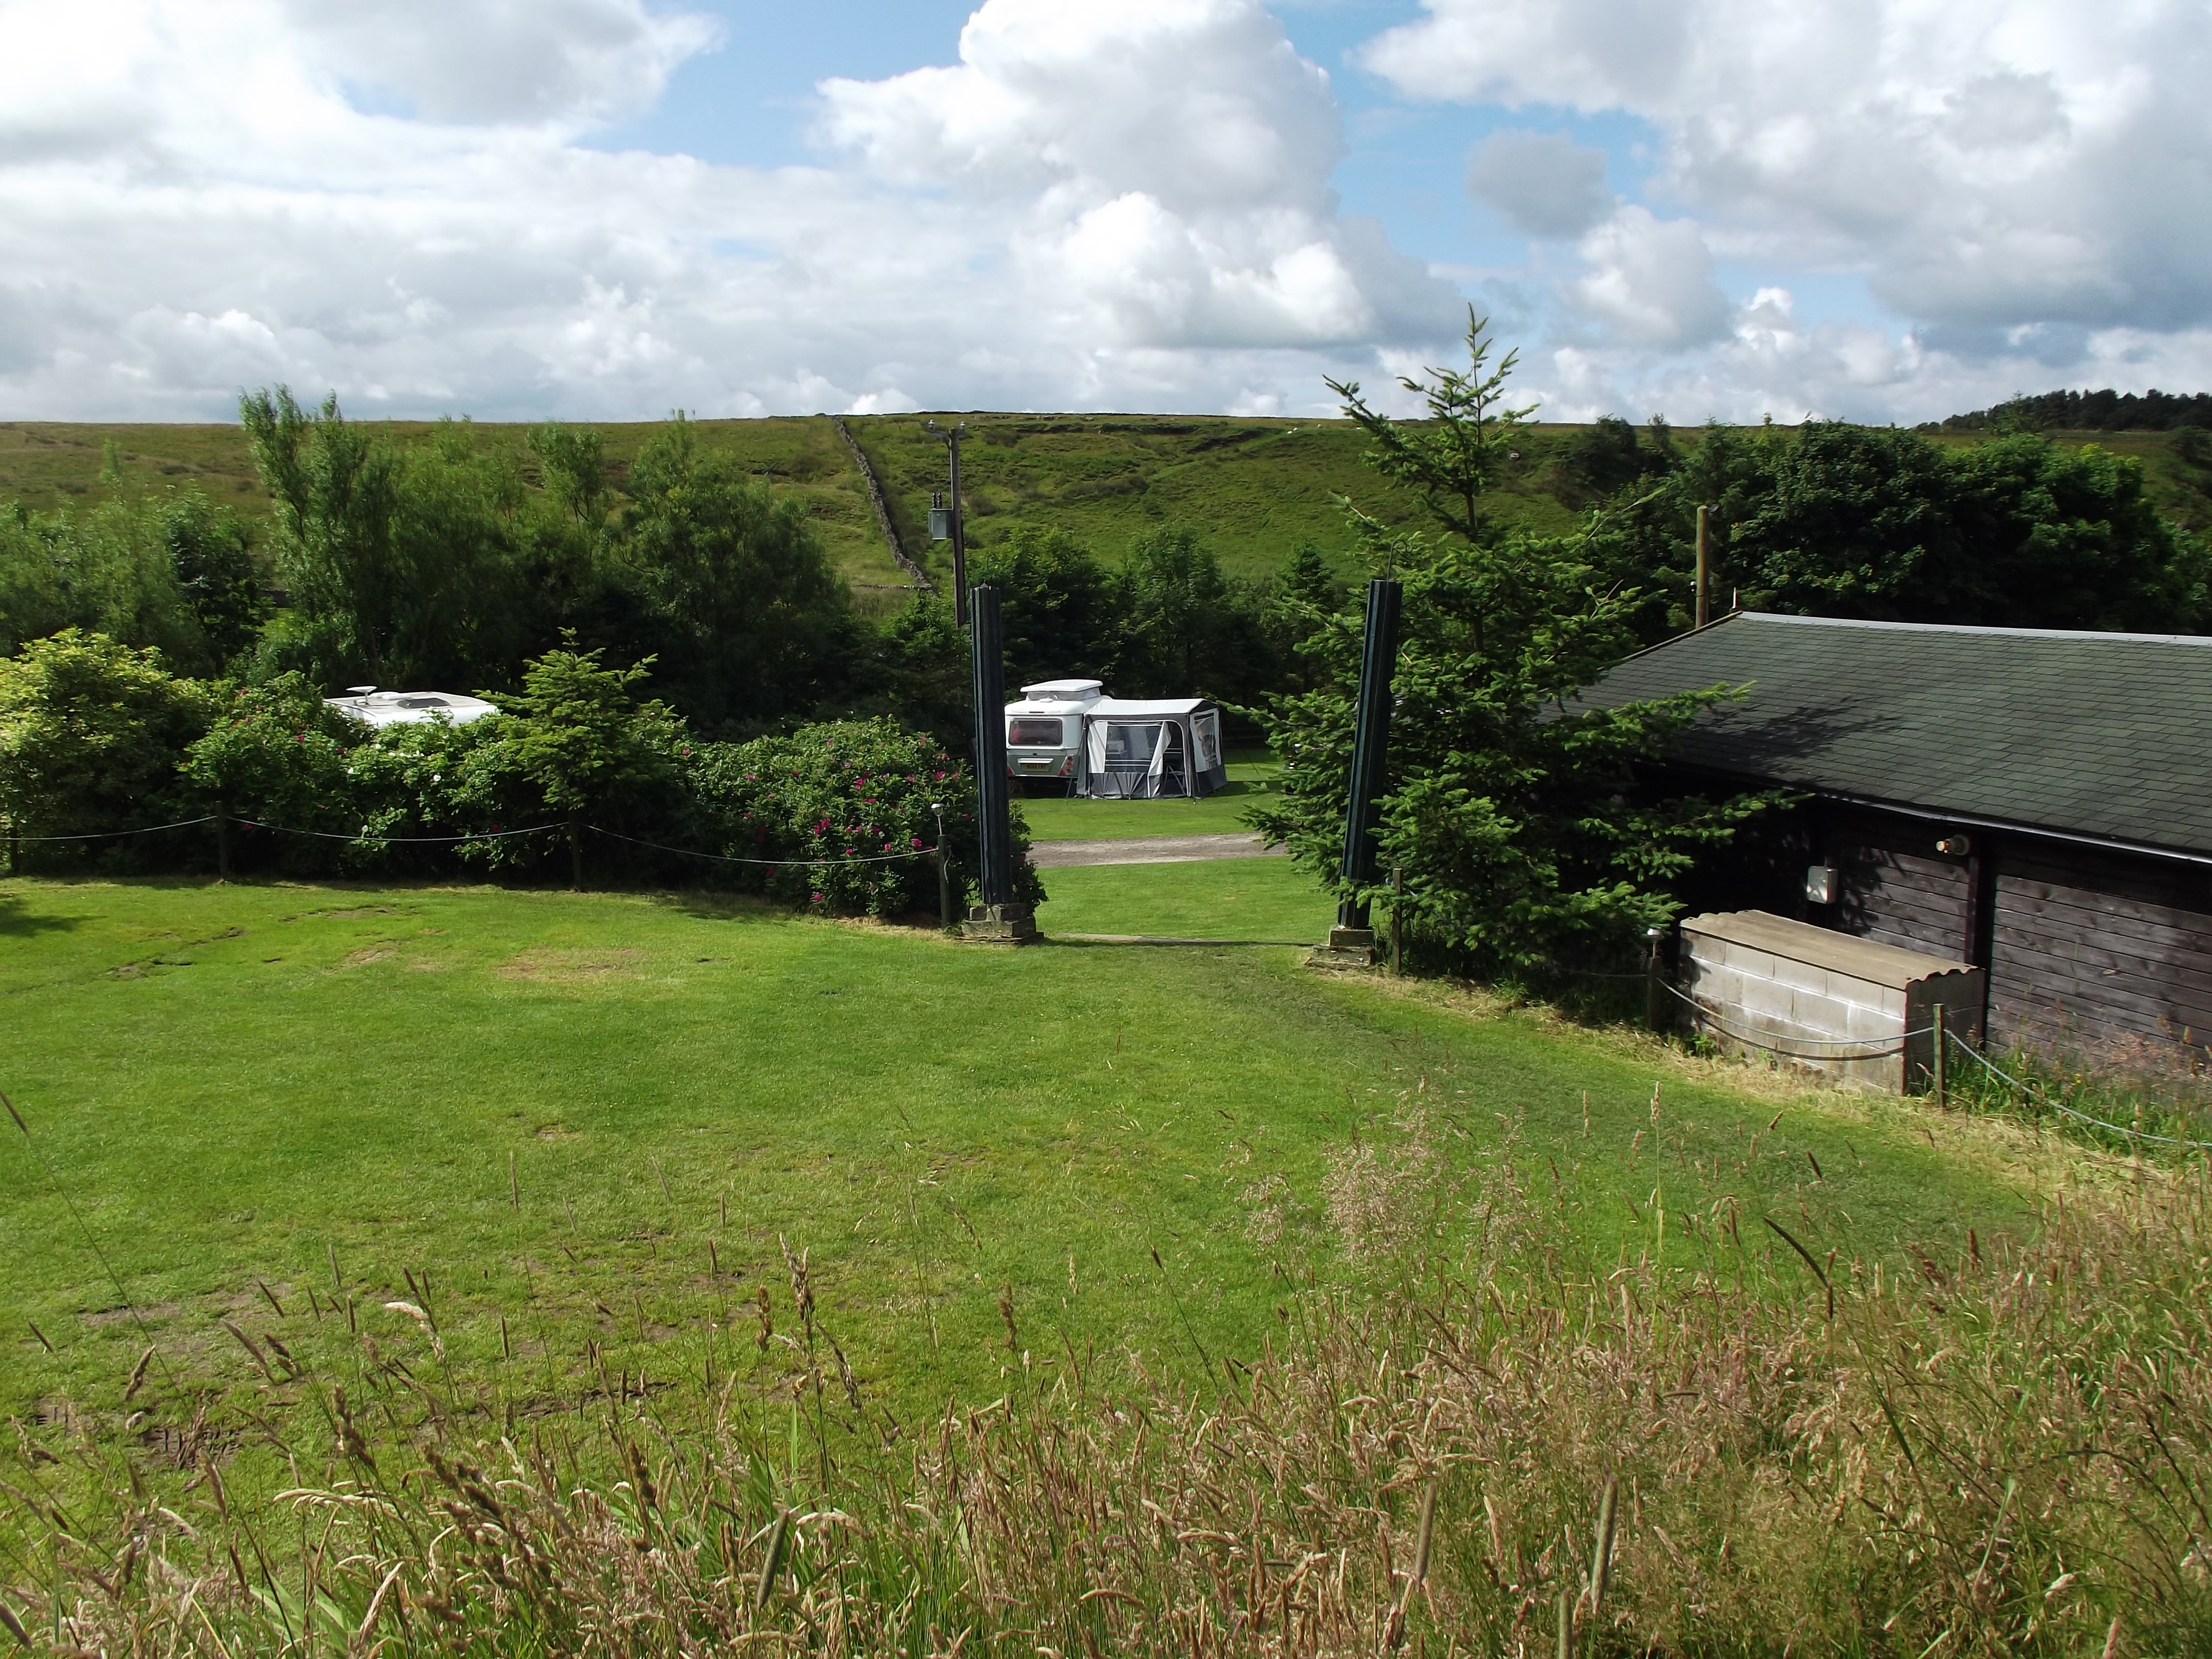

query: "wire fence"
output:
1654 961 2212 1152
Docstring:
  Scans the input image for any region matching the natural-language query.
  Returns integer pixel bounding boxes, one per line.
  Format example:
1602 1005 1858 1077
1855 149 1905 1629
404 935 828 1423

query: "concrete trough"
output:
1680 909 1986 1093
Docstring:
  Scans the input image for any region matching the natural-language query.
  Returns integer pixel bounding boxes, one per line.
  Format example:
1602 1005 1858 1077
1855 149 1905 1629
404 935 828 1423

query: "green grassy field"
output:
1036 857 1331 942
1016 754 1280 841
2 869 2053 1438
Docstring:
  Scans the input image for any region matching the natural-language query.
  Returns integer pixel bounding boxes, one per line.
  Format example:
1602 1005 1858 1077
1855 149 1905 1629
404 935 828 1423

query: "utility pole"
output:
926 420 969 625
1695 503 1712 629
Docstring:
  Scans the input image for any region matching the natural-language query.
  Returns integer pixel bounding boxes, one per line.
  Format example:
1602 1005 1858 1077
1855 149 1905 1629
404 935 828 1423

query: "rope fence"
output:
5 814 943 870
1942 1029 2212 1152
1661 978 1932 1061
587 826 935 869
237 818 567 845
7 815 217 841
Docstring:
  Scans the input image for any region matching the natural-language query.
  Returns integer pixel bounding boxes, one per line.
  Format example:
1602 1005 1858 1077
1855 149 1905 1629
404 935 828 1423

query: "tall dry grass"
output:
6 1108 2208 1656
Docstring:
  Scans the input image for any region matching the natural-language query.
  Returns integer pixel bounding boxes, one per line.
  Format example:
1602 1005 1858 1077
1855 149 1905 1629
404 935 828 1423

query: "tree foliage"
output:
0 629 213 840
1591 420 2211 638
493 636 681 823
1254 319 1779 972
0 490 261 675
612 416 850 728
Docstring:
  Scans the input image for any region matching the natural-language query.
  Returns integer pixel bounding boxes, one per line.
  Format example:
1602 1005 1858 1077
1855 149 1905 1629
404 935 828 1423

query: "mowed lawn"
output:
1015 753 1280 842
2 872 2044 1429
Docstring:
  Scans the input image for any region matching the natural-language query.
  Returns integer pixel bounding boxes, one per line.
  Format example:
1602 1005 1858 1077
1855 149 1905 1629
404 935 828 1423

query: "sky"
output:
2 0 2208 426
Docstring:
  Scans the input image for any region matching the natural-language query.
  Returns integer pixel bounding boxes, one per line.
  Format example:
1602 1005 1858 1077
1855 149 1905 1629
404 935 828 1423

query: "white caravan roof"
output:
324 689 500 728
1019 678 1104 701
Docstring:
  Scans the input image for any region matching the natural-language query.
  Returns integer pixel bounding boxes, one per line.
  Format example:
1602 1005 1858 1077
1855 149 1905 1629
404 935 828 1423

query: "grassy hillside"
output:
2 871 2188 1654
7 416 2208 600
1 870 2040 1430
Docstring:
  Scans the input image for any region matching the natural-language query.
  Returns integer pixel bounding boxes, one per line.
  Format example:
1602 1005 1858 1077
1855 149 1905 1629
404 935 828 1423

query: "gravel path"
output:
1029 833 1287 868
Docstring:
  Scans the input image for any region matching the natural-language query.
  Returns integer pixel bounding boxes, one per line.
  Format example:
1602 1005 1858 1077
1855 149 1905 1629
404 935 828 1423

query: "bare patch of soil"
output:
499 947 647 984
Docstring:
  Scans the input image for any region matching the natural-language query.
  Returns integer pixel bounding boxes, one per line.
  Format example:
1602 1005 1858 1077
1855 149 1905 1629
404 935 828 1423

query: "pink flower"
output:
811 891 824 902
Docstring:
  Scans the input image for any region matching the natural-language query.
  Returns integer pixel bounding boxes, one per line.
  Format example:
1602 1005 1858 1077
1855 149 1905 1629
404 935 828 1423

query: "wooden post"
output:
1695 504 1712 629
567 815 583 891
216 809 231 882
1390 866 1404 975
1932 1003 1947 1108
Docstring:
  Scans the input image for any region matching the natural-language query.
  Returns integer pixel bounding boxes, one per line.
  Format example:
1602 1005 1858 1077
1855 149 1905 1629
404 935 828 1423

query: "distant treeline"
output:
4 389 2208 765
1560 414 2208 637
0 389 1327 747
1928 387 2212 433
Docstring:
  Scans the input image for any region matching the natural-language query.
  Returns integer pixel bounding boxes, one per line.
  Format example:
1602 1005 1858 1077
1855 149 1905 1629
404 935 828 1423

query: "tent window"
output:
1103 723 1161 764
1007 717 1065 747
1193 711 1222 770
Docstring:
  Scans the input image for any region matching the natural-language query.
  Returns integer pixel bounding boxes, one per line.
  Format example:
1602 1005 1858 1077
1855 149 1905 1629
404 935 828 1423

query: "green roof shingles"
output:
1575 612 2212 855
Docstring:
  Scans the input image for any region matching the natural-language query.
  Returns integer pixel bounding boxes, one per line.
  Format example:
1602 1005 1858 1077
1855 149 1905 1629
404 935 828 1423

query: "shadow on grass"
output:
0 891 87 937
1043 933 1318 949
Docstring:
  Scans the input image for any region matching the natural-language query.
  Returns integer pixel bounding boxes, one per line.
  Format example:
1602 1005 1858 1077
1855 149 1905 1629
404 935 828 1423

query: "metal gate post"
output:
1313 578 1403 967
963 584 1036 943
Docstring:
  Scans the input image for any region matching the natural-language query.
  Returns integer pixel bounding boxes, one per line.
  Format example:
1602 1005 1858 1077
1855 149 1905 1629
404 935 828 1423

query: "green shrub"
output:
0 629 212 856
181 673 359 869
688 717 1038 917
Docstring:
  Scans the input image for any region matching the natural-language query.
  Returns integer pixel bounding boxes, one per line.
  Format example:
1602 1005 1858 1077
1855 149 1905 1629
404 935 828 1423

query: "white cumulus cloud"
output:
1361 0 2212 421
0 0 1460 420
1464 128 1613 240
1568 207 1729 347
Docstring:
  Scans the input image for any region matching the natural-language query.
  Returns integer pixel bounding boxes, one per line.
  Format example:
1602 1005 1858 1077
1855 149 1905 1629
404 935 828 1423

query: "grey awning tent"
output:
1079 697 1228 799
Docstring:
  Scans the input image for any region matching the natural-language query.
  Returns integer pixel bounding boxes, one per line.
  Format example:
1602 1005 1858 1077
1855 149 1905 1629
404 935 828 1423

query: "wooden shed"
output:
1576 612 2212 1072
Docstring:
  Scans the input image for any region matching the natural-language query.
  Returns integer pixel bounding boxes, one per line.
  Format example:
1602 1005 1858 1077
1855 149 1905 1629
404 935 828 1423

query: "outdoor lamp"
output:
929 802 953 929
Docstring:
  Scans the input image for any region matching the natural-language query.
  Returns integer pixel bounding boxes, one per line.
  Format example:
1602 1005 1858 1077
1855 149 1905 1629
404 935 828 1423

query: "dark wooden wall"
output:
1988 841 2212 1061
1825 815 1970 959
1809 806 2212 1068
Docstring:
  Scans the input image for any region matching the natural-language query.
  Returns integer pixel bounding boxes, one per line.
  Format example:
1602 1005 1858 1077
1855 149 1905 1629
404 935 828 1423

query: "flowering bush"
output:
687 717 1039 918
180 673 359 868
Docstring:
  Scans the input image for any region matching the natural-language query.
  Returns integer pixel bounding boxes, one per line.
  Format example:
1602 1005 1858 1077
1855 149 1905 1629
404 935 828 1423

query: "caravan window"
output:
1102 723 1160 764
1007 717 1065 747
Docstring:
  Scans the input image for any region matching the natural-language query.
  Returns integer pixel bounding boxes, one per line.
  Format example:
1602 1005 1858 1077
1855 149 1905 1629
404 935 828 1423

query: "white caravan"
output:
323 688 500 729
1003 678 1229 799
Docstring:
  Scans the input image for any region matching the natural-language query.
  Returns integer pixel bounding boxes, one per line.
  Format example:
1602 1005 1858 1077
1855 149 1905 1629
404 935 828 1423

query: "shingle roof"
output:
1574 612 2212 856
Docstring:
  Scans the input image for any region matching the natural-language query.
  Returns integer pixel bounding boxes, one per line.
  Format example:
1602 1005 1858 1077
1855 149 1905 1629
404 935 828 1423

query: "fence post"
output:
1390 866 1404 976
567 815 583 892
1932 1004 1946 1108
1646 925 1668 1032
